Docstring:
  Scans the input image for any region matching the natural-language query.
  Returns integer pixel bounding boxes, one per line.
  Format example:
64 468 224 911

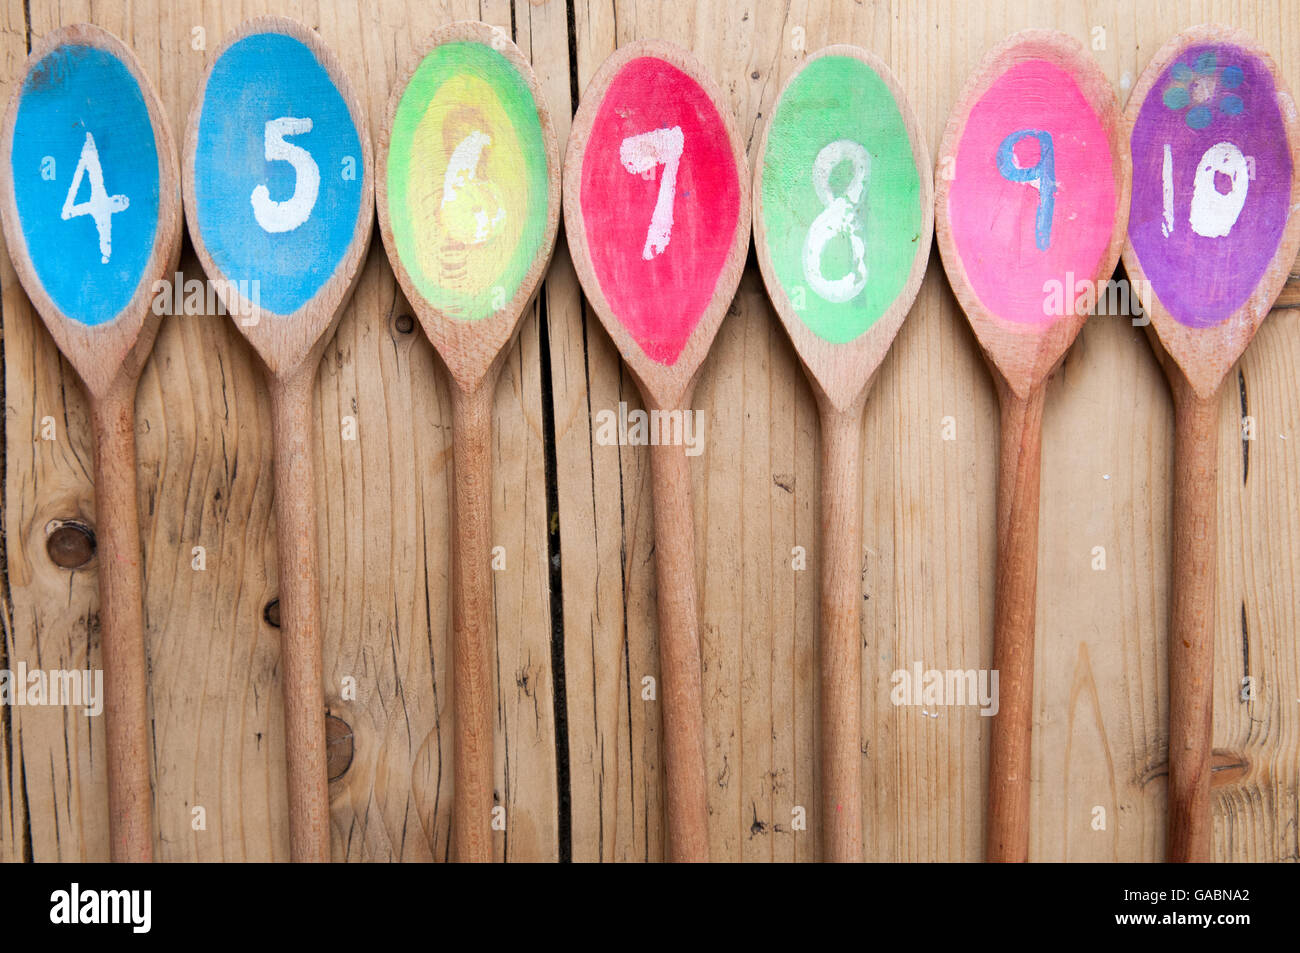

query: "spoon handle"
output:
986 381 1046 863
268 367 330 863
449 381 496 863
90 385 153 863
817 403 865 862
1167 385 1218 863
647 418 710 862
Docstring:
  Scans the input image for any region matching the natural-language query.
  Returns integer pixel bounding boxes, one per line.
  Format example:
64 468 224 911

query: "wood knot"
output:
45 519 95 569
326 714 354 781
1210 749 1250 788
263 598 281 628
394 313 415 335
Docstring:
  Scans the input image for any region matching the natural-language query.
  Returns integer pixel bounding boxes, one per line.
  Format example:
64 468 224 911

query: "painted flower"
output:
1162 51 1245 130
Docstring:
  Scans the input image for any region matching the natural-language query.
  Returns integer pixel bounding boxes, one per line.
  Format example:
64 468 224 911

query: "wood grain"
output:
985 378 1046 862
647 426 710 861
88 380 154 862
448 380 496 861
1166 380 1218 862
815 398 866 861
266 365 331 861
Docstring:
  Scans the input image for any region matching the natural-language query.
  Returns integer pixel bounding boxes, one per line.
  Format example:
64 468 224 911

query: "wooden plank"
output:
0 0 39 864
552 0 1300 863
1 0 561 862
559 0 652 863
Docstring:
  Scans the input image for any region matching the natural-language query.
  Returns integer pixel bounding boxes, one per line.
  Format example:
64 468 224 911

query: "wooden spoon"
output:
183 16 374 863
752 46 932 862
934 30 1130 862
565 41 750 862
1122 25 1300 862
377 21 560 863
0 24 182 863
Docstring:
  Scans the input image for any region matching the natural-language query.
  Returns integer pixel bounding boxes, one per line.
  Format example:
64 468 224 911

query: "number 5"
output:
251 117 319 234
620 126 684 260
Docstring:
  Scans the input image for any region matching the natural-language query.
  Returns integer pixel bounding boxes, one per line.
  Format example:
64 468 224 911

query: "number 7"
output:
620 126 684 260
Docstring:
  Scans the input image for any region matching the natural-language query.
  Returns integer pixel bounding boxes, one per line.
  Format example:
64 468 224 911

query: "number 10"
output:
1161 141 1250 239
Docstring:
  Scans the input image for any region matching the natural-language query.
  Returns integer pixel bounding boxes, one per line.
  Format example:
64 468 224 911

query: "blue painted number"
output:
996 130 1055 251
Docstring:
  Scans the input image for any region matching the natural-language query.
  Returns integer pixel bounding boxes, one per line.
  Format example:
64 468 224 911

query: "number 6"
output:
251 117 319 234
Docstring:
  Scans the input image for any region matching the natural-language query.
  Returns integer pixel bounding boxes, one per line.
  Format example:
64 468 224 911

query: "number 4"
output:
620 126 684 260
62 132 129 264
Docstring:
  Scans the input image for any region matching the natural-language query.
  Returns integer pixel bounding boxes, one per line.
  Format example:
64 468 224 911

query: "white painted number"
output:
1161 143 1175 237
620 126 684 260
62 132 129 264
251 117 319 233
803 139 870 304
1161 140 1249 239
442 131 505 244
1190 142 1249 238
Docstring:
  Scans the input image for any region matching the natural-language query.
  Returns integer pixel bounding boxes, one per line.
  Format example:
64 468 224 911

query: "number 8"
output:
803 139 870 304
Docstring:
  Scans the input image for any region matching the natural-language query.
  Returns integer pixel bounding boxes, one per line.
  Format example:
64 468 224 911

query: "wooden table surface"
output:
2 0 1298 862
